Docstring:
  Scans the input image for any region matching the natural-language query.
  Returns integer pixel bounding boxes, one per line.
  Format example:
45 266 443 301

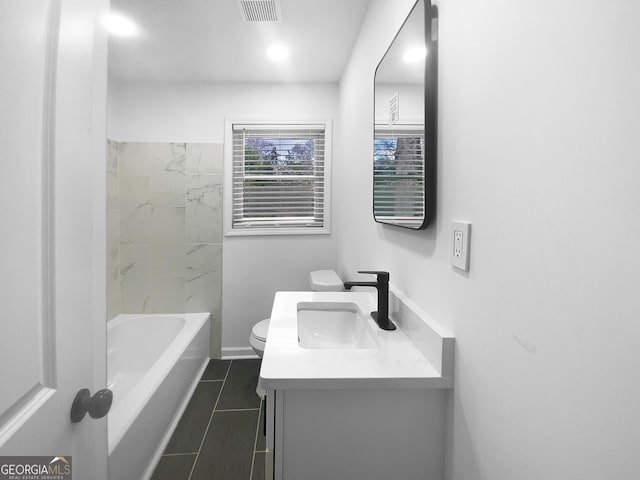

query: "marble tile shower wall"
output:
106 140 223 354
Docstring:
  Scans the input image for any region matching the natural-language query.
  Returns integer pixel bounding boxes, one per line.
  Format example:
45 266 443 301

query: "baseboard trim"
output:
222 346 259 360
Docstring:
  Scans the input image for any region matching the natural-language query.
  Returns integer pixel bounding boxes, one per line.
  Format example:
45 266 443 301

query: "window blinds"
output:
231 125 326 230
373 128 425 223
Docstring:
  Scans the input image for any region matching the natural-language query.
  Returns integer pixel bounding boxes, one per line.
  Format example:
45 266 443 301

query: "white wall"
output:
108 81 339 354
336 0 640 479
108 81 339 143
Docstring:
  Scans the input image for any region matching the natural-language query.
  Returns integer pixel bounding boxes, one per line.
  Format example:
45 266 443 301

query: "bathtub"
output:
107 313 211 480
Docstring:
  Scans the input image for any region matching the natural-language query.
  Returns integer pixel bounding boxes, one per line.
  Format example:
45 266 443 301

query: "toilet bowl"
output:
249 318 269 358
249 270 343 358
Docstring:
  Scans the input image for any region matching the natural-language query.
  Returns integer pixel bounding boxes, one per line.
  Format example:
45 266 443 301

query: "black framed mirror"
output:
373 0 438 229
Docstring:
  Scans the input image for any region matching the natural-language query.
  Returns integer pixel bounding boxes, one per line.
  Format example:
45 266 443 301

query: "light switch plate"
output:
450 221 471 271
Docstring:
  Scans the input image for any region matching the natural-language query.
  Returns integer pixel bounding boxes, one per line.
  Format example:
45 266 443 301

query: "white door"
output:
0 0 109 478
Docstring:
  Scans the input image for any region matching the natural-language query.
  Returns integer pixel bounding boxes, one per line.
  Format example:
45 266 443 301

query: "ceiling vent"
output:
238 0 282 22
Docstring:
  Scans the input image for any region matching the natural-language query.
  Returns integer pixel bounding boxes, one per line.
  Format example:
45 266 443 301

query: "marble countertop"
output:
259 291 454 390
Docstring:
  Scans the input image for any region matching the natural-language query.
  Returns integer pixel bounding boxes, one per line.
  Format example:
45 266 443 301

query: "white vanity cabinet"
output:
265 387 447 480
261 290 454 480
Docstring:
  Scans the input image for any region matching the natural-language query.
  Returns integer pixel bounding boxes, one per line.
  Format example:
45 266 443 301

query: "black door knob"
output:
70 388 113 423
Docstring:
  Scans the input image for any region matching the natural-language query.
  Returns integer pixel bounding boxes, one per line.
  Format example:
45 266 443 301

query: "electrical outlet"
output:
454 230 463 258
450 221 471 271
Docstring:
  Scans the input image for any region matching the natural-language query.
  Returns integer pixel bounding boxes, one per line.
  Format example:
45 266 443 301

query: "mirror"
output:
373 0 437 229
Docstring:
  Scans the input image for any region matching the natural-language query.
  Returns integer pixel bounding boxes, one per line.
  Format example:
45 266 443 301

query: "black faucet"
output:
343 270 396 331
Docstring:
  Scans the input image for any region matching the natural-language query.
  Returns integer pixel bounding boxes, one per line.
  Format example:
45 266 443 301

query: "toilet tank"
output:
309 270 344 292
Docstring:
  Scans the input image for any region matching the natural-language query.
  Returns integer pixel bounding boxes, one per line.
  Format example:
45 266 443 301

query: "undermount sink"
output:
297 301 379 349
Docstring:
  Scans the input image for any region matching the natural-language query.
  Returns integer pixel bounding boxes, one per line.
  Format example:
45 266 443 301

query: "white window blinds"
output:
231 124 327 232
373 127 425 224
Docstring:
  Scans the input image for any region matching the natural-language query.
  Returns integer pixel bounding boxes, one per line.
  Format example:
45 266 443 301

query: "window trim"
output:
224 118 332 236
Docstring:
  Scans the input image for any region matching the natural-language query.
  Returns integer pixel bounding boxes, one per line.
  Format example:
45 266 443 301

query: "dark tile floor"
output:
151 359 266 480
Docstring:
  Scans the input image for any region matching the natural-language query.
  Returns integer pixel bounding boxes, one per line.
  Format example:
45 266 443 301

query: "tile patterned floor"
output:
151 359 266 480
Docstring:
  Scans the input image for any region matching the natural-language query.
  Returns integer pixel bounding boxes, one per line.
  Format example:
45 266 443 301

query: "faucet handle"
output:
357 270 389 282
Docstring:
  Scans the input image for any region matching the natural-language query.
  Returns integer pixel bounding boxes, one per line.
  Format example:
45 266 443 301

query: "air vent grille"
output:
238 0 281 22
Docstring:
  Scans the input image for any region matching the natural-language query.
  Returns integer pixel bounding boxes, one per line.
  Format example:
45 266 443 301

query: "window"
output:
373 126 425 225
225 120 331 235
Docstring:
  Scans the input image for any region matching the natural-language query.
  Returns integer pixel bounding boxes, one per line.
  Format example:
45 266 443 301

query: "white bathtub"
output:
107 313 211 480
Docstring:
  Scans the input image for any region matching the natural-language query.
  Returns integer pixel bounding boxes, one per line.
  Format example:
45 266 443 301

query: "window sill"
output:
224 226 330 237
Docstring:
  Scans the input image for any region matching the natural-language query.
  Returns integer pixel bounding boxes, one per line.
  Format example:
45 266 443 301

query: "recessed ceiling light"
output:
105 12 139 38
266 44 290 62
403 46 427 64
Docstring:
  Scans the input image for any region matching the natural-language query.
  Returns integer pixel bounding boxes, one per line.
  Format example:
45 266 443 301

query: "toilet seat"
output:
250 318 270 358
252 318 270 342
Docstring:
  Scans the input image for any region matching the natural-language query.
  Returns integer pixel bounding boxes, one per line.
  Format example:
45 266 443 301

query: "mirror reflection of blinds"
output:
232 125 326 229
373 128 425 220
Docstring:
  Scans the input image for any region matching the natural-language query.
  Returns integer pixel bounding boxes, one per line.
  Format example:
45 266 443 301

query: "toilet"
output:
249 269 344 358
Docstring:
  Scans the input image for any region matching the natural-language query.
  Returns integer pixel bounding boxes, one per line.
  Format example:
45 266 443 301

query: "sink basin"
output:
297 302 379 349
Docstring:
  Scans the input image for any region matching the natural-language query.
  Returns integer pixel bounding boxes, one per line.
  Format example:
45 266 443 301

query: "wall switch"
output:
450 221 471 271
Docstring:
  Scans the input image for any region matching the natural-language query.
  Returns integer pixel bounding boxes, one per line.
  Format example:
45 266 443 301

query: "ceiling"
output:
107 0 373 83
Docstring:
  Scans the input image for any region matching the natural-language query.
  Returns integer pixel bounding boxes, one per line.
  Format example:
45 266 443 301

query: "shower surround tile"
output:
151 243 185 277
149 276 185 314
151 206 186 245
186 143 223 174
119 142 151 176
186 243 223 356
107 139 122 319
120 244 151 313
150 143 186 206
107 209 121 320
106 140 121 211
185 243 222 314
108 140 223 356
119 175 151 244
186 174 223 243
